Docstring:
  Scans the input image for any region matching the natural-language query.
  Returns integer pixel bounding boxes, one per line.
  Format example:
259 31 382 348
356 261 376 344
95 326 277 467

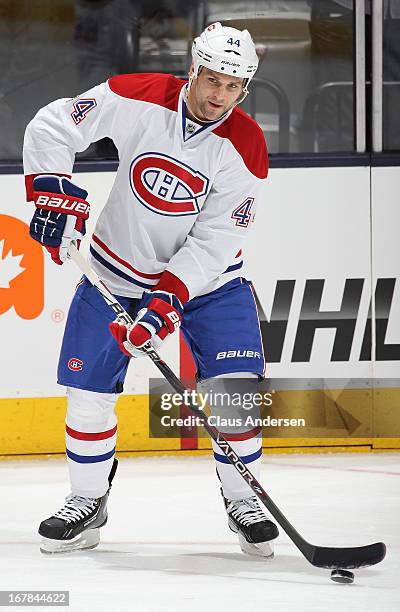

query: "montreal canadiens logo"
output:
68 358 83 372
130 152 209 216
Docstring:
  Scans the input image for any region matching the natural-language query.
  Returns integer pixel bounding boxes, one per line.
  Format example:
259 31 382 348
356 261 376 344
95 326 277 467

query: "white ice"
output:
0 453 399 612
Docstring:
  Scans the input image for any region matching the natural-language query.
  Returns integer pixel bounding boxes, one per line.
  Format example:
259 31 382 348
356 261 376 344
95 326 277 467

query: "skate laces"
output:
54 495 98 524
227 497 266 526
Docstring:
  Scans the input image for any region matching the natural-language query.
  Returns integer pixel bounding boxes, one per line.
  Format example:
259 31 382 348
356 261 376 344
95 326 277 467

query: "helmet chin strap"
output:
185 71 248 123
235 88 249 105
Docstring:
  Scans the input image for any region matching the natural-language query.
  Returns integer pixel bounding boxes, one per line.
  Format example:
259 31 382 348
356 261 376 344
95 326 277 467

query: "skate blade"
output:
40 528 100 554
238 532 274 559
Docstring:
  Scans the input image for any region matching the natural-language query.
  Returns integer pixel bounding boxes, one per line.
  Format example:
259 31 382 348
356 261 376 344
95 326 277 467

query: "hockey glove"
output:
29 175 90 265
109 290 183 358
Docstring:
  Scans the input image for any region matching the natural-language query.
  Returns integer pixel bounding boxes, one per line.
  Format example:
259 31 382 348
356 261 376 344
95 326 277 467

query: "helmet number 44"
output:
227 38 241 47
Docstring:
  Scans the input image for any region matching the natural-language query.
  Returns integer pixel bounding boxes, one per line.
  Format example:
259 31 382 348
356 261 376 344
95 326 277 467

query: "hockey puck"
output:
330 569 354 584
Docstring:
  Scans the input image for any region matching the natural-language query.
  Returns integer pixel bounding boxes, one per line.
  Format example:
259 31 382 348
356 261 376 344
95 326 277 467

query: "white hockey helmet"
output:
191 22 259 91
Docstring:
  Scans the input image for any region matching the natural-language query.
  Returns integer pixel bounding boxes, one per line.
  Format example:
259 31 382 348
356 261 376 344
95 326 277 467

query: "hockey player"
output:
23 22 279 556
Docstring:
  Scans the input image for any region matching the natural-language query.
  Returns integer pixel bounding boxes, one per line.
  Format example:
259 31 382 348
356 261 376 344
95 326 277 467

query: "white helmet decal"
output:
191 22 259 90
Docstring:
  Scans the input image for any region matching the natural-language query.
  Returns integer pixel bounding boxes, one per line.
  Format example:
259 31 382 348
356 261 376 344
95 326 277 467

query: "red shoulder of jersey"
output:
213 107 268 179
108 73 185 112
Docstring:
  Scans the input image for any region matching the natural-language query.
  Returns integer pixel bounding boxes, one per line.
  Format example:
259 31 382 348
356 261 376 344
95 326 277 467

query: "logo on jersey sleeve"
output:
231 197 254 227
71 99 97 125
130 153 209 216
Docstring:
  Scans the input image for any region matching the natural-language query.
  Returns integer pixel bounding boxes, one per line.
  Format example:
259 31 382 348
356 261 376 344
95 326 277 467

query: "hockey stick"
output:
68 244 386 570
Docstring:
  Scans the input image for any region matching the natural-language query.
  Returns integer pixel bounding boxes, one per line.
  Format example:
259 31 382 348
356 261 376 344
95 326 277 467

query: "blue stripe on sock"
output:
66 448 115 464
213 447 262 465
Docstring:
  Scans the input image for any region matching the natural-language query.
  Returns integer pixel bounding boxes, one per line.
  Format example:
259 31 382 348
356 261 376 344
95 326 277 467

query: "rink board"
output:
1 387 399 458
1 167 399 456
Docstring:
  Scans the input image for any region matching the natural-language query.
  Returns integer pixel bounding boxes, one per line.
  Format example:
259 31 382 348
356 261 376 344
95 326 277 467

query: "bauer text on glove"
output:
28 174 90 265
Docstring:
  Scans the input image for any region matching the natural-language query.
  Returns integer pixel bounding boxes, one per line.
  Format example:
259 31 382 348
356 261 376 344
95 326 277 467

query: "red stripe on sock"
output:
220 426 262 441
66 424 117 441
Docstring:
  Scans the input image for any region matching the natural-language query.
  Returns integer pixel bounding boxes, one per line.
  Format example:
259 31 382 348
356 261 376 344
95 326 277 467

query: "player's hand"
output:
29 175 90 265
109 290 183 358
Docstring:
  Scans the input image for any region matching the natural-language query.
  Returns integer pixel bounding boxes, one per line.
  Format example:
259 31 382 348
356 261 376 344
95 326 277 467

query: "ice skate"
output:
222 491 279 558
39 459 118 554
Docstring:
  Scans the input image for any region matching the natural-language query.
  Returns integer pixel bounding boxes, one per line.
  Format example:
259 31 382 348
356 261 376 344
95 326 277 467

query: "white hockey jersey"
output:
23 73 268 303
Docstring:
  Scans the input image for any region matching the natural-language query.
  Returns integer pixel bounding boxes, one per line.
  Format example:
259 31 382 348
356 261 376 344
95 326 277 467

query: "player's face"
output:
187 67 244 121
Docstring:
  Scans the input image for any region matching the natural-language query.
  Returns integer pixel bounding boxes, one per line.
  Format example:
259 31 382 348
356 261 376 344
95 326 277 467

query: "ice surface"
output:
0 453 399 611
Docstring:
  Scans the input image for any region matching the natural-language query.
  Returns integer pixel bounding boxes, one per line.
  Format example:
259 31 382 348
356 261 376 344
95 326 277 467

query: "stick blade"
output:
310 541 386 569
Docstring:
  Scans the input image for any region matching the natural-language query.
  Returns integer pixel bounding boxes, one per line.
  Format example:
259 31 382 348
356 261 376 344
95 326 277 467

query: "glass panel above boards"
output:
6 0 395 161
381 1 400 151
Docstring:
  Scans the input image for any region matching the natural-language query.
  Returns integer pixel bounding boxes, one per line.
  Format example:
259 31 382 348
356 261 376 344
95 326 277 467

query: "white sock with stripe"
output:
66 387 117 498
199 372 262 501
212 428 262 500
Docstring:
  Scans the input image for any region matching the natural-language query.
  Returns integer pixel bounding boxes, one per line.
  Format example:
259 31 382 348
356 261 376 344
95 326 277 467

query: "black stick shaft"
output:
144 348 385 569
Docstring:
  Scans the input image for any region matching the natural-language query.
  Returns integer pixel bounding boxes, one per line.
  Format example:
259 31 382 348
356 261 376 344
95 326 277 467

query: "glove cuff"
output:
154 271 189 305
25 173 71 203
